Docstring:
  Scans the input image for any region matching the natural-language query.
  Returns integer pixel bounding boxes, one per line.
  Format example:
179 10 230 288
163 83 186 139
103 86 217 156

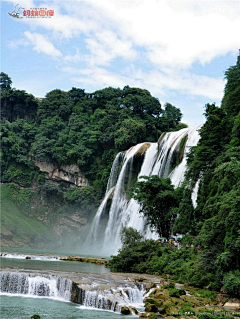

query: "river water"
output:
0 247 136 319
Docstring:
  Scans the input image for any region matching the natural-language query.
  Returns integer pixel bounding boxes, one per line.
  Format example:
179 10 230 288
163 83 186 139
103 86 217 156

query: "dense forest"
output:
0 73 185 247
110 54 240 297
1 53 239 297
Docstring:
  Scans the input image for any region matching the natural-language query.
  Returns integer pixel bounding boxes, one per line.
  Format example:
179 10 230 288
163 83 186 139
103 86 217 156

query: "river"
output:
0 247 137 319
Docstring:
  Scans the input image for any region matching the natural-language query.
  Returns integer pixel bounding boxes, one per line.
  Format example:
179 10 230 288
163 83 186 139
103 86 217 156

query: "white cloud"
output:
62 64 225 100
63 50 82 63
24 32 62 57
85 0 240 68
6 0 239 69
72 67 129 88
85 30 137 66
4 0 239 107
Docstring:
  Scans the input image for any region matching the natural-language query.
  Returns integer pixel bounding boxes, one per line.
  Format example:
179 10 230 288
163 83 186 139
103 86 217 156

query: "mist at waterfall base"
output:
82 125 201 256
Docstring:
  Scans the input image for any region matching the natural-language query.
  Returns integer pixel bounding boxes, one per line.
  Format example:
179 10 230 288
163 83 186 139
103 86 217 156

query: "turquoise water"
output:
0 295 134 319
0 247 110 259
1 247 132 318
0 257 110 273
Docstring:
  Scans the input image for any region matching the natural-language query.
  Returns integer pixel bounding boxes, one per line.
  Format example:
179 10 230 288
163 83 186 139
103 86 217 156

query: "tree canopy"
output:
131 176 180 238
1 78 184 196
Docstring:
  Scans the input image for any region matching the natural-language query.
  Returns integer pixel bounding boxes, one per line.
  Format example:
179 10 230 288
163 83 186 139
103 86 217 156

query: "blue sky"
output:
1 0 239 126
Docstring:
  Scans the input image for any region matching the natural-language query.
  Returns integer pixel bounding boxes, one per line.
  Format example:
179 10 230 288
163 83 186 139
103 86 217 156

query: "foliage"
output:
195 290 216 299
0 185 51 244
176 53 240 296
173 188 195 235
120 226 144 248
65 186 96 205
110 232 219 290
0 73 38 121
222 270 240 297
131 176 180 238
109 236 163 273
163 283 175 289
0 72 12 92
41 182 63 197
1 77 184 197
168 288 180 297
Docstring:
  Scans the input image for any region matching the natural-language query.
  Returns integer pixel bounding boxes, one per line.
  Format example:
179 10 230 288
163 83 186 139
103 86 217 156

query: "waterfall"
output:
169 126 201 187
82 290 114 310
0 271 72 301
73 282 145 313
0 271 146 313
85 125 201 254
191 179 200 208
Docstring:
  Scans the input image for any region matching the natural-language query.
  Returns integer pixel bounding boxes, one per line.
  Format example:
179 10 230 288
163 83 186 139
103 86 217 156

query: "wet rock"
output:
223 302 240 311
145 303 159 312
140 313 159 319
130 307 139 314
121 306 131 315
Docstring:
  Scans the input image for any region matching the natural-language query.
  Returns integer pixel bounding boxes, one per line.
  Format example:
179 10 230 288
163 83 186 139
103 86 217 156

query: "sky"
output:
1 0 240 126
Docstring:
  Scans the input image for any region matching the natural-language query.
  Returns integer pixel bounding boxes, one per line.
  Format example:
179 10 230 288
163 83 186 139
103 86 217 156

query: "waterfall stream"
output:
0 271 72 301
84 125 201 254
0 271 145 313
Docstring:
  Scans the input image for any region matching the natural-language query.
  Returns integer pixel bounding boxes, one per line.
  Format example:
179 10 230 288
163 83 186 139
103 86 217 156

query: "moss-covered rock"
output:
121 306 131 315
140 313 159 319
130 307 139 314
145 303 159 312
180 295 202 306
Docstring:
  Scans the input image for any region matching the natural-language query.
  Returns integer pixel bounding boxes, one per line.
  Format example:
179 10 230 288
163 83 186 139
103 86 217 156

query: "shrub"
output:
169 288 180 297
163 283 175 289
222 270 240 297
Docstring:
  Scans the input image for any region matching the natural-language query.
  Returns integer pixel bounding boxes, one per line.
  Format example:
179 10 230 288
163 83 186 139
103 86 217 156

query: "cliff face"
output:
33 160 89 187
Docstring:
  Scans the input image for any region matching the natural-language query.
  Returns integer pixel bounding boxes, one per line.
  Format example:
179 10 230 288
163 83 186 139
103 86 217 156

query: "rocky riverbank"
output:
140 279 240 319
61 255 109 266
1 263 239 317
0 268 159 315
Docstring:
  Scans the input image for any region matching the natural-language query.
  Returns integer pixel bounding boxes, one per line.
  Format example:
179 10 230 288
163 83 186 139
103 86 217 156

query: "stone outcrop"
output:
61 256 109 266
33 160 89 187
142 282 240 318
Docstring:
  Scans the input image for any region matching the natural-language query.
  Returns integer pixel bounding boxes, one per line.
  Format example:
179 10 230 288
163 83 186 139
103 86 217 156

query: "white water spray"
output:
85 125 201 254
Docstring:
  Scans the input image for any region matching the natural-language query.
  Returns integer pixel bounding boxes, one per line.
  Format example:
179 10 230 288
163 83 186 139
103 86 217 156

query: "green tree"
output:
131 176 180 238
222 51 240 117
173 188 195 235
0 72 12 92
120 227 143 248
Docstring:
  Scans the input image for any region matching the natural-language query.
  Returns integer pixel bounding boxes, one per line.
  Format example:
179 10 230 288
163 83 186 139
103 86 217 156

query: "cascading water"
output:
191 179 200 209
0 271 72 300
85 125 201 254
78 284 145 313
0 253 64 261
0 271 146 313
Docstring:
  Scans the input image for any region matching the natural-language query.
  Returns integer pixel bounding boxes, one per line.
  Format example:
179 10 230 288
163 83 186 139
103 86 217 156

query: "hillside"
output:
0 77 185 247
110 53 240 297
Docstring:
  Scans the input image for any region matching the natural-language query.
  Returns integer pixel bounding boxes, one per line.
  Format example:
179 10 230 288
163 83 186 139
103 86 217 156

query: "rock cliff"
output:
33 160 89 187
